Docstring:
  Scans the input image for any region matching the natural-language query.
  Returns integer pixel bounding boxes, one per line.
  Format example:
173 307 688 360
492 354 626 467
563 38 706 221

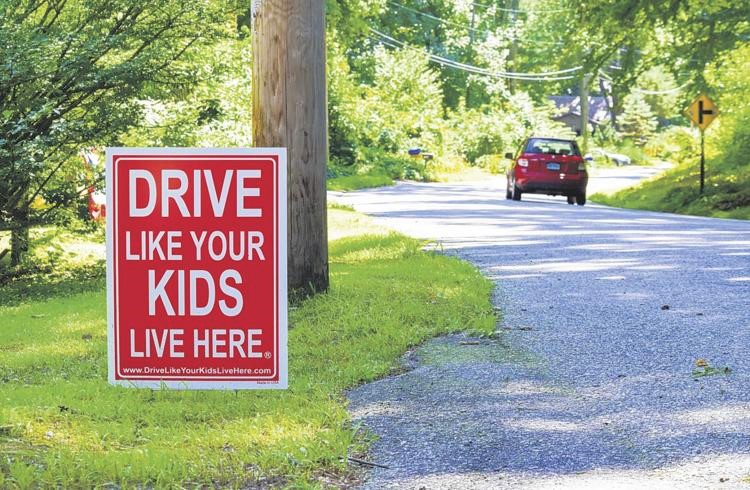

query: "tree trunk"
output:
611 91 622 131
252 0 329 296
599 76 617 129
10 210 29 267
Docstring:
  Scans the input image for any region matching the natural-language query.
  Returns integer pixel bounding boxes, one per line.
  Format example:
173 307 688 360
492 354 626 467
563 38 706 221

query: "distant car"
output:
505 137 589 205
591 148 631 166
607 153 631 166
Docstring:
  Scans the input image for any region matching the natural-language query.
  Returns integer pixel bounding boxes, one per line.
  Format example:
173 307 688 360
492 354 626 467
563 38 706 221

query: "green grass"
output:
592 157 750 220
0 208 496 488
326 173 393 191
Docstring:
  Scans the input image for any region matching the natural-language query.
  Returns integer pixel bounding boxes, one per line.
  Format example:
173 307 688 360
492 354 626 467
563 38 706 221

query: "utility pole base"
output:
252 0 329 295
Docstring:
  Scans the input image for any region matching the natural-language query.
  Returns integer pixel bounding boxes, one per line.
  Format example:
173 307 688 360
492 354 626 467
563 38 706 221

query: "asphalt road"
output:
339 168 750 489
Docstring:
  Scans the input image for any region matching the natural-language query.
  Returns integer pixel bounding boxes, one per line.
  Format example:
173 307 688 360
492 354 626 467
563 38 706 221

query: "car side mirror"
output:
504 152 514 160
584 154 594 162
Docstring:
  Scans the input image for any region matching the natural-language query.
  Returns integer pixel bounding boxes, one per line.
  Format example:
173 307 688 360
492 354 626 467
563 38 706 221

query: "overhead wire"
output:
378 3 675 84
598 69 689 95
387 1 566 47
632 83 690 95
378 3 696 92
370 28 579 77
387 1 487 34
471 1 571 14
370 38 575 81
368 28 579 81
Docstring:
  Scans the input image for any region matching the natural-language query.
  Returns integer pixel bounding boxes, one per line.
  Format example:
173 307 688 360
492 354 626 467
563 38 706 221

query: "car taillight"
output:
518 158 529 167
578 162 586 171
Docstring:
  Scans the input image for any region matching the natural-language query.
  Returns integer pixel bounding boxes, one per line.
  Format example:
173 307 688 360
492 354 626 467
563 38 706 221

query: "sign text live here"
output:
106 148 288 389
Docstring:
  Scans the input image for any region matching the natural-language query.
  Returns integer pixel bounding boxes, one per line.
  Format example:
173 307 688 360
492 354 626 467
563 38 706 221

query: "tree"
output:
619 91 658 145
571 0 750 110
635 66 680 122
707 42 750 170
0 0 227 265
122 35 254 149
361 46 443 153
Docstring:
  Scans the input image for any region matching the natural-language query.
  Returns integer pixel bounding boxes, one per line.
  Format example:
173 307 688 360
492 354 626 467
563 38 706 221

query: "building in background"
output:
549 96 612 136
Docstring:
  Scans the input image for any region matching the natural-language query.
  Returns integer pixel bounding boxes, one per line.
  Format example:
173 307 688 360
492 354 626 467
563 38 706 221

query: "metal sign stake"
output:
685 94 718 196
700 130 705 194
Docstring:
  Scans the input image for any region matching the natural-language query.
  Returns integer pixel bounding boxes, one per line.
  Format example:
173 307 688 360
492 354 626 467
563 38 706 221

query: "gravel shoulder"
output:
339 169 750 489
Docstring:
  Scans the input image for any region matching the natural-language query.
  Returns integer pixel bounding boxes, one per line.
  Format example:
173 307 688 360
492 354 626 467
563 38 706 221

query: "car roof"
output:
526 137 576 143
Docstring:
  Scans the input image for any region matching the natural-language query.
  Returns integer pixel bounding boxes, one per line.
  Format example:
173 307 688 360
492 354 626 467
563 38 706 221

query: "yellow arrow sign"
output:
686 94 719 131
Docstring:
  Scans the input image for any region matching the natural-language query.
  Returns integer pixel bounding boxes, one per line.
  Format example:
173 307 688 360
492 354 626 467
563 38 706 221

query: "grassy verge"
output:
0 207 496 488
327 173 393 191
430 166 494 183
591 157 750 220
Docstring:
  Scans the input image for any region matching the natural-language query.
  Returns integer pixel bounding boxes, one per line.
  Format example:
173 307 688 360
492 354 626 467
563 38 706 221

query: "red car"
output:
505 137 589 205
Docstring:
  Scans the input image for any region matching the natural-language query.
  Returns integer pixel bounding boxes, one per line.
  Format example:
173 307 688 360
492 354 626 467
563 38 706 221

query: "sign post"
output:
106 148 287 389
685 94 719 194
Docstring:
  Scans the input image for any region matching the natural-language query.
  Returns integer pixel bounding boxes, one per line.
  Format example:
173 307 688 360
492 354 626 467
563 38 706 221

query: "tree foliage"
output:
619 91 658 144
709 42 750 170
0 0 230 263
572 0 750 116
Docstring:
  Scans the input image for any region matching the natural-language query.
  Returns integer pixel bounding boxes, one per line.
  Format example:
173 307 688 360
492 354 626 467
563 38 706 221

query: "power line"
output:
388 1 487 34
370 36 574 81
472 1 571 14
632 83 689 95
370 28 578 78
368 28 578 81
387 1 566 47
599 70 689 95
370 28 580 77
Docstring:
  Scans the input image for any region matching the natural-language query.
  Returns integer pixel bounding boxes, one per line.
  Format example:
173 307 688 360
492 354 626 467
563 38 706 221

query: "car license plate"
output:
546 162 560 170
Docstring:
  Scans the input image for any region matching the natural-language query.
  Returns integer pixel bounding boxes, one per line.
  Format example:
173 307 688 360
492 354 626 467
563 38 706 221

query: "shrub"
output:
593 121 618 147
648 126 699 162
616 139 649 164
475 154 506 174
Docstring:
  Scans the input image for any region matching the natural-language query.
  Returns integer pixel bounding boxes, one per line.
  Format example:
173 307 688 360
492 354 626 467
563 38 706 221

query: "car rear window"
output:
524 139 580 156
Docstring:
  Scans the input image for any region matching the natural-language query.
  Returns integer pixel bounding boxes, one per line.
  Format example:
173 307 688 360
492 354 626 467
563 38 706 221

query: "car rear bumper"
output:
515 172 588 194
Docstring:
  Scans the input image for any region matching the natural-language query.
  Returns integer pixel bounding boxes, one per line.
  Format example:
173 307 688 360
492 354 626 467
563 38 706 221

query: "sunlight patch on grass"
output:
327 173 393 191
327 207 387 241
431 166 494 182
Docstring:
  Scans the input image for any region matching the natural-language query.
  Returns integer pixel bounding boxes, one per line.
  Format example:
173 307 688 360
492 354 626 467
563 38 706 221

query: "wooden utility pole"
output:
253 0 329 294
580 73 591 155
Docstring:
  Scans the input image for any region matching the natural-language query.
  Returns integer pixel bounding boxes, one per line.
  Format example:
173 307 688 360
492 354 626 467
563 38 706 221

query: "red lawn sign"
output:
106 148 287 389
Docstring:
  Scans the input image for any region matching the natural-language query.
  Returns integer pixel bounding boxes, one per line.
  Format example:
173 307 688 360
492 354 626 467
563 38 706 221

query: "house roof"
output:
549 96 612 124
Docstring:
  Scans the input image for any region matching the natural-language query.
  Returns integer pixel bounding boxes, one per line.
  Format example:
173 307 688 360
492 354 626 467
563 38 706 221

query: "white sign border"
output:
106 147 287 390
